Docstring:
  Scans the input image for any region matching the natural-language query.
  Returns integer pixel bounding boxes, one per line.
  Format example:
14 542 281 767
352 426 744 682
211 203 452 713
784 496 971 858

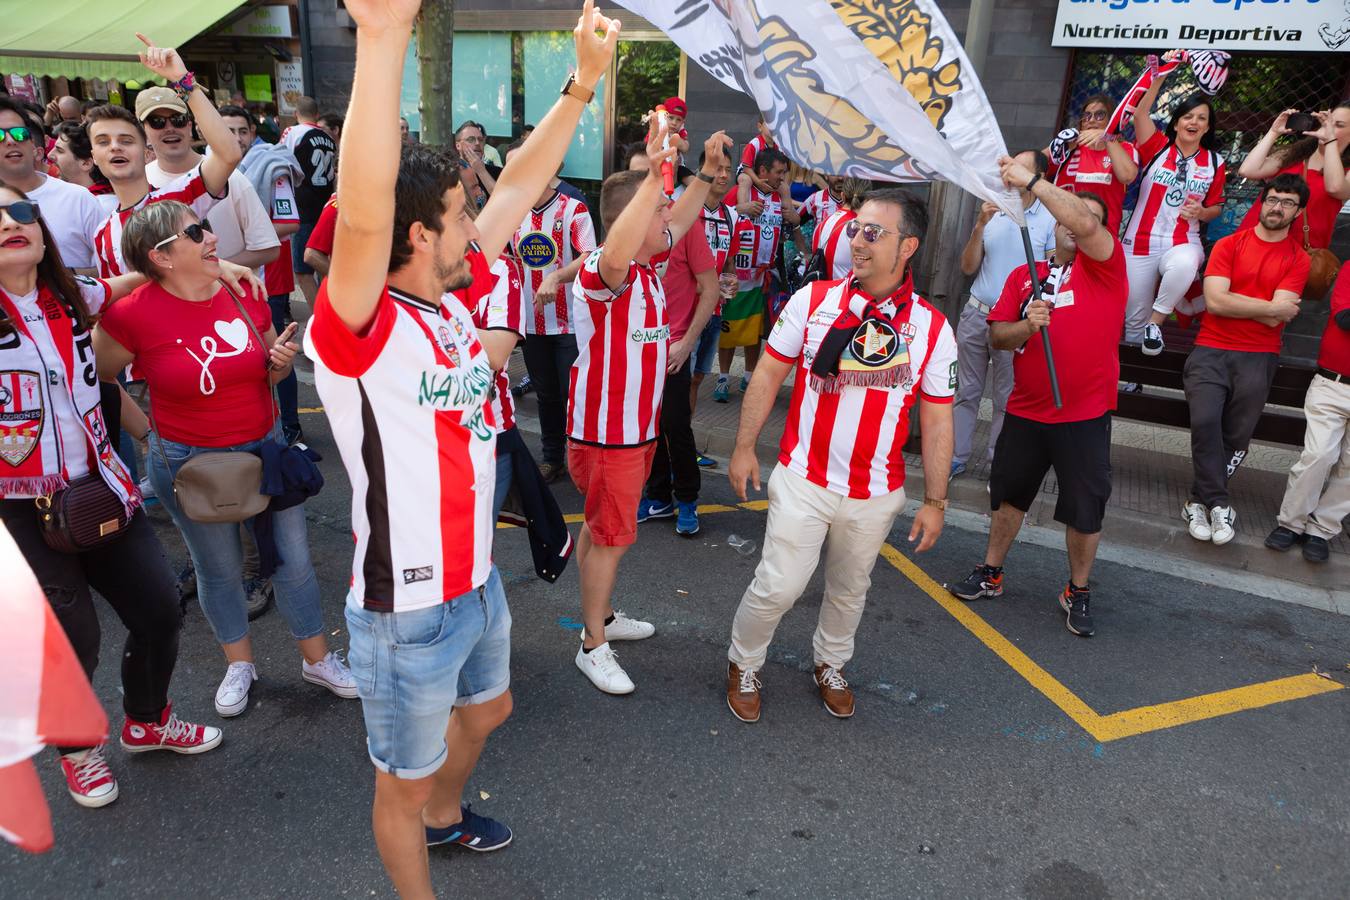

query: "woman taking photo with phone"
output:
1237 104 1350 251
0 181 229 809
94 200 355 720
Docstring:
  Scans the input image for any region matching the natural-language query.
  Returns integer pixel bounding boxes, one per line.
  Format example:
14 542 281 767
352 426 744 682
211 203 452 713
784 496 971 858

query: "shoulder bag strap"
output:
1300 162 1313 252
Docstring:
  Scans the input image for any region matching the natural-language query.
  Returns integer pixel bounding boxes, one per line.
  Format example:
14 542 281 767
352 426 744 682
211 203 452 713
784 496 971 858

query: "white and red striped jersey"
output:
1122 132 1226 257
468 255 526 433
701 202 741 273
812 208 857 281
731 183 785 289
739 135 775 173
513 191 597 336
765 277 957 499
304 276 498 613
799 189 841 227
93 165 221 277
567 249 669 447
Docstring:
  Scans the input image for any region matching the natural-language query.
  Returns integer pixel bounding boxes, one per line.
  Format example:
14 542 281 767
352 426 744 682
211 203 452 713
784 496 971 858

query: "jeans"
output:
147 427 325 645
0 504 180 750
268 294 300 432
646 359 699 504
522 333 579 465
492 439 514 524
693 314 722 376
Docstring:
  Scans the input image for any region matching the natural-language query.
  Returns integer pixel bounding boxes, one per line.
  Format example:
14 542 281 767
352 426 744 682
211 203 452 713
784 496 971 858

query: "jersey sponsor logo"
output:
630 325 671 345
0 370 44 466
948 360 959 390
275 198 294 217
518 232 559 269
402 566 433 585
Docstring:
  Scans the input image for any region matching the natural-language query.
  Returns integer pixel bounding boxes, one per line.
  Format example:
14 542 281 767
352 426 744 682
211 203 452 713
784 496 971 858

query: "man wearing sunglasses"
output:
0 95 105 273
724 188 957 723
1045 94 1139 235
87 35 241 277
1180 174 1310 549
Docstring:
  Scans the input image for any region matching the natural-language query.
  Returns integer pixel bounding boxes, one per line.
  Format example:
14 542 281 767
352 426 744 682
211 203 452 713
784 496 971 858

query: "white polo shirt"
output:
969 199 1056 307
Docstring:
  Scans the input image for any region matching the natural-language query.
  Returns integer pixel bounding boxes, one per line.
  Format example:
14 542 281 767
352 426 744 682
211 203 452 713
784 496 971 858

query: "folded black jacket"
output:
496 427 573 582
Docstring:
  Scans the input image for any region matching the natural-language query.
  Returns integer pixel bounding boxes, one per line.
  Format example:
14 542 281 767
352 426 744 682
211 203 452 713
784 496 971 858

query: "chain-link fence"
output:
1061 51 1350 245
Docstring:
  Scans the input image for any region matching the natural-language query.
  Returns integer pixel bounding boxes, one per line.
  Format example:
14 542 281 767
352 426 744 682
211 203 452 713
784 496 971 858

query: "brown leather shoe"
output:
538 461 566 484
727 662 762 723
814 664 854 718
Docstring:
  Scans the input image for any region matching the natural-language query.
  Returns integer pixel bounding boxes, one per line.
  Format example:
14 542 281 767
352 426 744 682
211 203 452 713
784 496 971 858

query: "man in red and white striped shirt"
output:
724 188 956 724
303 1 618 892
505 142 598 481
568 124 731 696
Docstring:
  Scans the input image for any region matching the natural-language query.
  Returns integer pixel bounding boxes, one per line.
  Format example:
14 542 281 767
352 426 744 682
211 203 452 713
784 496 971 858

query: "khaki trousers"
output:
728 465 906 671
1277 374 1350 540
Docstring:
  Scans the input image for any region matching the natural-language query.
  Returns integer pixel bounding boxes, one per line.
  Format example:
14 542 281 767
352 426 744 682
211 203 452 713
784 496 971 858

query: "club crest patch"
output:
518 232 559 269
847 320 901 368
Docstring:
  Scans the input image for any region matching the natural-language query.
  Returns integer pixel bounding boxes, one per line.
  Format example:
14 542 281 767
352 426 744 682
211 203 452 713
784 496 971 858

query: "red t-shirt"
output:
1197 229 1311 354
1320 261 1350 376
988 240 1128 424
1049 141 1139 234
99 282 275 447
659 226 716 344
307 197 339 258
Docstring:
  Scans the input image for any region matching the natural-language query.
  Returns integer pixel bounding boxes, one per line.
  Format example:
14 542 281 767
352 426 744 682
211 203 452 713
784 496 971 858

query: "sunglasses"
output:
153 219 213 251
145 113 191 130
1081 110 1109 122
845 220 898 243
1 126 32 144
0 200 40 225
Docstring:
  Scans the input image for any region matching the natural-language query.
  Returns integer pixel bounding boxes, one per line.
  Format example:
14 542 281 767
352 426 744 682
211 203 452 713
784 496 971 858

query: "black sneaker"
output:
426 804 512 852
283 424 304 446
1264 526 1300 552
1058 586 1094 637
948 565 1004 601
1302 536 1330 563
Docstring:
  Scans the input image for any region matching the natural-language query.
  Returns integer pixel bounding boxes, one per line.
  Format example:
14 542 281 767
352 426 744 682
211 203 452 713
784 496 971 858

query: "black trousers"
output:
522 333 580 466
646 360 700 504
1183 345 1280 508
1 503 181 751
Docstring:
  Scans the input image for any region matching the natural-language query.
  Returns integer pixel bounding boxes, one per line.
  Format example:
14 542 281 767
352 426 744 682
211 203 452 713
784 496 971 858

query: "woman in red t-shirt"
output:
1237 103 1350 251
94 200 355 720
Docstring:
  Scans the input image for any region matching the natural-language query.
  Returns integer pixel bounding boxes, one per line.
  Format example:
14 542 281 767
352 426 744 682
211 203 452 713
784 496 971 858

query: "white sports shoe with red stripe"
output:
59 744 119 808
120 704 223 755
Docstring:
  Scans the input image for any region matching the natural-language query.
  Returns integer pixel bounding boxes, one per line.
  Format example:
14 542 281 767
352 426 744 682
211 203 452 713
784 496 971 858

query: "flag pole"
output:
1019 225 1063 409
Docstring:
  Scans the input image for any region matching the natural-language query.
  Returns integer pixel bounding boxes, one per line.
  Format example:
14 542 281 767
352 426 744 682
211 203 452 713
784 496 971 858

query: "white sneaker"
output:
1182 502 1212 541
214 661 257 717
302 651 359 699
575 642 635 695
1210 506 1236 545
604 611 655 642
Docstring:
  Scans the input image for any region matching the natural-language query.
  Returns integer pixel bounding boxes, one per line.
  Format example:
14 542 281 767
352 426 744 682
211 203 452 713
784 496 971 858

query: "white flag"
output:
612 0 1023 221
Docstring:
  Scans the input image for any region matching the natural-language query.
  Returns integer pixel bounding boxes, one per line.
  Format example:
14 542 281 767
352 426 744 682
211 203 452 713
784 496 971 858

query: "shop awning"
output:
0 1 250 82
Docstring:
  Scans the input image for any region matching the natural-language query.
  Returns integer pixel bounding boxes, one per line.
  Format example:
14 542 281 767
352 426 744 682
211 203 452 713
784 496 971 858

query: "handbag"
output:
1300 163 1341 301
35 473 133 554
149 287 271 525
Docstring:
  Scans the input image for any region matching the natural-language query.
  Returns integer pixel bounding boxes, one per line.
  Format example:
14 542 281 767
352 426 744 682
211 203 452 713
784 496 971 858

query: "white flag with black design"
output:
613 0 1022 221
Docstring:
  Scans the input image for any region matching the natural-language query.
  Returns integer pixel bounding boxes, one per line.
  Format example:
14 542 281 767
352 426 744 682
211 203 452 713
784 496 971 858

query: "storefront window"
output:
523 31 608 181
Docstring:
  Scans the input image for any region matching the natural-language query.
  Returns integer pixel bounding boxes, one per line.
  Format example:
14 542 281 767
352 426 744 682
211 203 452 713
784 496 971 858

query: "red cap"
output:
663 97 688 119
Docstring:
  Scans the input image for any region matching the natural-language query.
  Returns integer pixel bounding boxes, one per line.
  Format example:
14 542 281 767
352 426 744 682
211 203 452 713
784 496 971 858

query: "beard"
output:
1260 211 1292 231
437 252 473 292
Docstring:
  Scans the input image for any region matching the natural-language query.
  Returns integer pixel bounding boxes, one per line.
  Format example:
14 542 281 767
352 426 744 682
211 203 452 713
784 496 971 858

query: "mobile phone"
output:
1286 112 1316 135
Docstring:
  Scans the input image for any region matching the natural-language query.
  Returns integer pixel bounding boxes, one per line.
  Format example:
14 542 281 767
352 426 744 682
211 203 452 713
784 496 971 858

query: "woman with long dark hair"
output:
1237 102 1350 250
94 200 355 721
0 180 236 809
1123 53 1228 356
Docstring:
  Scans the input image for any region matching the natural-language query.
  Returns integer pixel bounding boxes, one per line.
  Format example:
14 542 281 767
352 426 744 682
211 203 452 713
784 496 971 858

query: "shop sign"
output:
1053 0 1350 53
222 5 295 39
275 62 304 115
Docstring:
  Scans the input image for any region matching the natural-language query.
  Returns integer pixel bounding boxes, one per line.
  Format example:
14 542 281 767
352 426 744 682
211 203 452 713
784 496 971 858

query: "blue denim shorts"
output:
694 314 722 376
344 566 511 780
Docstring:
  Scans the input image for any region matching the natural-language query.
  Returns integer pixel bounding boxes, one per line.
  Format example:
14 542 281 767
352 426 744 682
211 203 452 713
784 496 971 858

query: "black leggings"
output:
1 502 182 752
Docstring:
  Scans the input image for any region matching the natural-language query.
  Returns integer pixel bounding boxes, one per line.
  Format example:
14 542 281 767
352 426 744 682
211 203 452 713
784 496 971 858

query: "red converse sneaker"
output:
59 744 119 808
120 704 223 755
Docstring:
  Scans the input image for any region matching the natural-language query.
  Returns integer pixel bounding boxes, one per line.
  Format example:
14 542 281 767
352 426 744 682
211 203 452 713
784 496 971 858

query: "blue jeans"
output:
147 427 325 645
345 566 511 779
268 294 300 432
694 314 722 376
492 441 514 524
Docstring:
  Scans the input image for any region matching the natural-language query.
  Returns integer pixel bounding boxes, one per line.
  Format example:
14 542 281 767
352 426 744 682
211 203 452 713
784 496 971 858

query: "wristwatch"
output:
696 171 715 184
923 497 948 511
560 74 595 104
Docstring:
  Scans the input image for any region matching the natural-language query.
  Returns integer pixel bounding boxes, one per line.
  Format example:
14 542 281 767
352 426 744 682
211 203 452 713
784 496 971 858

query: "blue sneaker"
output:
637 498 675 523
425 804 512 852
950 459 966 479
675 500 700 536
739 373 750 392
712 378 730 403
696 453 718 468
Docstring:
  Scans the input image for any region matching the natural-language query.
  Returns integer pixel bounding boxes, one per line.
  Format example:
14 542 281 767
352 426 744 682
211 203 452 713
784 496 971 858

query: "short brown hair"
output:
1080 94 1114 116
86 104 146 143
121 200 193 277
599 170 647 233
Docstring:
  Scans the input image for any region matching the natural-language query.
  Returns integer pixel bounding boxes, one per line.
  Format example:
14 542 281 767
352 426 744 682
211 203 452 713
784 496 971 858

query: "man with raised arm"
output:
300 2 617 896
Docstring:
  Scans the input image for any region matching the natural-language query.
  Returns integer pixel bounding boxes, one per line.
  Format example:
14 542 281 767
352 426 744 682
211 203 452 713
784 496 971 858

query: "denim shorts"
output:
344 566 511 780
693 314 722 376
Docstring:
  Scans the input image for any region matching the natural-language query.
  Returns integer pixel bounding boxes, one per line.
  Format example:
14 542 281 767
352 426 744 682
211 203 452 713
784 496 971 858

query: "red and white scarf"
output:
1107 50 1231 137
0 285 139 511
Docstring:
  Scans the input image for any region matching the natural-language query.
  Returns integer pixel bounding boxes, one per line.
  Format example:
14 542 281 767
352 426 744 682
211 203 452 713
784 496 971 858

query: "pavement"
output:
5 343 1350 898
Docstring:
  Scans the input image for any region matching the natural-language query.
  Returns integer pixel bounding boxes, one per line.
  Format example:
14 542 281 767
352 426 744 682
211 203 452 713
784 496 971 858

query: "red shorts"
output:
568 440 657 547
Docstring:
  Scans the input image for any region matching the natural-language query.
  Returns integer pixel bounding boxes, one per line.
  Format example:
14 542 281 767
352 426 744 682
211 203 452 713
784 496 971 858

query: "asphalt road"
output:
5 377 1350 900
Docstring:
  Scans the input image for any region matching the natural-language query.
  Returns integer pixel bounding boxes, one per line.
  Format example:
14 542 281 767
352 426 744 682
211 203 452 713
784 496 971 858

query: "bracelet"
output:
1322 138 1337 147
696 170 715 184
1026 173 1042 192
168 71 196 98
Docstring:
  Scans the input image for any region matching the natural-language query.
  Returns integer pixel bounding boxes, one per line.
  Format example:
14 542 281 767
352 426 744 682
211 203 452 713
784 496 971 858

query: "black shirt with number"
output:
293 128 337 224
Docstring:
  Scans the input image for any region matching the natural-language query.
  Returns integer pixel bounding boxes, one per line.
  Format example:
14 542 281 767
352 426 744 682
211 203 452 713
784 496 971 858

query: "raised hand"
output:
343 0 423 31
135 34 188 82
1269 108 1298 137
998 154 1035 190
1305 110 1335 143
644 114 677 180
702 130 732 171
573 0 621 88
977 201 999 226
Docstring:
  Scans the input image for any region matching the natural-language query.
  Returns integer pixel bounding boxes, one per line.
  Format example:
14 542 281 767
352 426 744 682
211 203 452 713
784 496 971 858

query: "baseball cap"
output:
134 87 189 121
663 96 688 119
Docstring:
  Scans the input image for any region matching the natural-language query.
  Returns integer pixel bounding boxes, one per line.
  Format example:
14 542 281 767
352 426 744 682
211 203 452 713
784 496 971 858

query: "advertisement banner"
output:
1052 0 1350 53
275 62 304 116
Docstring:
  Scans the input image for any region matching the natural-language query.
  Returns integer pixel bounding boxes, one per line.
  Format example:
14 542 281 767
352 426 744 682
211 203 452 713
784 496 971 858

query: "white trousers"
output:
727 465 906 671
1277 374 1350 540
1124 243 1205 342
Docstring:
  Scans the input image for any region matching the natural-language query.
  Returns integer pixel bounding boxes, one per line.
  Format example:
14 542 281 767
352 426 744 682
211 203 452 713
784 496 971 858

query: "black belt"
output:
1316 367 1350 385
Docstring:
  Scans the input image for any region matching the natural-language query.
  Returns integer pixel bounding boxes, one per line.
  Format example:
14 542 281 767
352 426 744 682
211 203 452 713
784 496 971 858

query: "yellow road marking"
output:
299 407 325 414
